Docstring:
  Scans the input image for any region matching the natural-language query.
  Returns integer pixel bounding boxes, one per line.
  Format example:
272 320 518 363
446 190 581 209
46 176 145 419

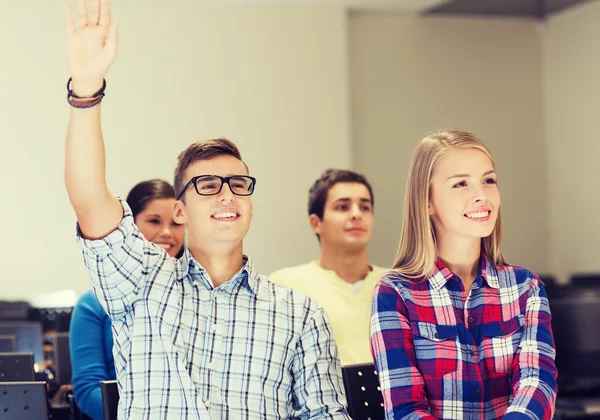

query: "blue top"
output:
70 289 116 420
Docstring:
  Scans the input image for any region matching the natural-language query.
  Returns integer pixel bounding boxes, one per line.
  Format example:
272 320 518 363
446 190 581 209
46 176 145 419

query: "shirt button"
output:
212 323 217 331
207 361 213 369
474 387 481 394
469 350 474 357
204 400 211 408
468 317 474 323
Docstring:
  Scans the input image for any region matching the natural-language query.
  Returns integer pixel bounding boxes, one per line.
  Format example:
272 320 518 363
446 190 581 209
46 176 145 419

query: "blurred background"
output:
1 0 599 300
0 0 599 417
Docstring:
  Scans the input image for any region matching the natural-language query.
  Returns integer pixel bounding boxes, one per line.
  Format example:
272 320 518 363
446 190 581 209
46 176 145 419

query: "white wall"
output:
349 13 549 273
543 1 600 283
0 3 351 300
2 2 597 302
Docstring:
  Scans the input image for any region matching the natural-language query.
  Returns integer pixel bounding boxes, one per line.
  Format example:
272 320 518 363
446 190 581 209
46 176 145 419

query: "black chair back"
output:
0 353 35 382
342 363 385 420
570 273 600 288
0 381 48 419
52 332 72 386
101 379 119 420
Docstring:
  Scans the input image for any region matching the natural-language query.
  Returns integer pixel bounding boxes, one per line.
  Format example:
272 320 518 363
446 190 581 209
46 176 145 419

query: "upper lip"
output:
211 207 240 217
345 226 366 231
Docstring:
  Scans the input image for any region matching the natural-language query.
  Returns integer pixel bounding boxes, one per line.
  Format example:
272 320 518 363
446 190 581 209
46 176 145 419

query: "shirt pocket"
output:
411 322 459 377
480 314 525 373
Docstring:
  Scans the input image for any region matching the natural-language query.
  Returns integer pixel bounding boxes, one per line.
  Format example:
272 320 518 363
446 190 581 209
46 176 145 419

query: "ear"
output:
309 214 322 235
173 200 187 225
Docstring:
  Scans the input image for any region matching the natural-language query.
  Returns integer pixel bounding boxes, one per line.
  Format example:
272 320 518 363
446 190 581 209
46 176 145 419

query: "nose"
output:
472 184 487 204
350 203 362 220
159 224 174 238
217 182 235 203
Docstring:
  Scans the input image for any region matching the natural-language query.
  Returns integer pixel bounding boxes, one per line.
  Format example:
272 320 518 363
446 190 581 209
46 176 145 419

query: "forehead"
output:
185 155 248 179
433 148 494 178
139 198 175 214
326 182 371 204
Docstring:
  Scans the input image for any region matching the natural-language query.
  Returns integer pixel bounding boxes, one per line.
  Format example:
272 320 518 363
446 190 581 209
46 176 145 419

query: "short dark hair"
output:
308 169 374 220
126 179 176 219
173 138 248 200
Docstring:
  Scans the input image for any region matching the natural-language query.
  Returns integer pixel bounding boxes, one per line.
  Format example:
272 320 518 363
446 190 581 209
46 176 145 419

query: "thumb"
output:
105 21 119 59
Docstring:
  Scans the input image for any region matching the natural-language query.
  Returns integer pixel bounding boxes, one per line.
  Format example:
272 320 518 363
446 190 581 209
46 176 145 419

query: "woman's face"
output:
428 148 500 245
135 198 184 257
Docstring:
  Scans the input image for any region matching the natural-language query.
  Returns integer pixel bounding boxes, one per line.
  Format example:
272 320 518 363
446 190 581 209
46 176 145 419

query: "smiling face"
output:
135 198 184 257
428 147 500 246
310 182 374 253
173 155 253 251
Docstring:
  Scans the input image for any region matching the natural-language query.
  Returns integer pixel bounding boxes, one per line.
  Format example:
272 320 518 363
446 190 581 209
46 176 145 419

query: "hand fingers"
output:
98 0 111 27
88 0 100 25
65 3 76 34
76 0 87 27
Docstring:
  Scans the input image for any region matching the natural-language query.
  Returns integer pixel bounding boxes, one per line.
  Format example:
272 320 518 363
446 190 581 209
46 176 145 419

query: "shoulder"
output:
71 290 109 327
269 261 320 286
74 289 103 311
256 274 326 323
375 271 422 294
492 264 540 289
367 265 392 283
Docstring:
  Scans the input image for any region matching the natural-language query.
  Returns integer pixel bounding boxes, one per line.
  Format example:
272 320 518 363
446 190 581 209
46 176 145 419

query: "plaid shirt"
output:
370 257 557 420
76 199 350 419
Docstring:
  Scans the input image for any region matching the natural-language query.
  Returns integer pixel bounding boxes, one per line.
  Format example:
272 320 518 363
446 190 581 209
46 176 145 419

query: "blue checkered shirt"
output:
76 199 350 419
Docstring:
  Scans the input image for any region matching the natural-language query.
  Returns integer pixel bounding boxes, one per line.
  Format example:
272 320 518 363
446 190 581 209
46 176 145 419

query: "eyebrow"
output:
333 197 373 204
144 214 162 218
447 170 496 180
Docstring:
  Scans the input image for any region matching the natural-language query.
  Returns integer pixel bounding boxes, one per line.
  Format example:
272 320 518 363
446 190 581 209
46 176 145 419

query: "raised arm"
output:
64 0 122 239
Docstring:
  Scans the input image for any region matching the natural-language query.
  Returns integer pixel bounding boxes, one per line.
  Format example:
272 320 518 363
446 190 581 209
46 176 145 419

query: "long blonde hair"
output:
393 130 506 278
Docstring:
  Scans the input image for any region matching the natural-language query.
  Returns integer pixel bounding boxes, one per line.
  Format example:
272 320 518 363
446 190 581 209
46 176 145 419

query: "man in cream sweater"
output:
271 169 386 366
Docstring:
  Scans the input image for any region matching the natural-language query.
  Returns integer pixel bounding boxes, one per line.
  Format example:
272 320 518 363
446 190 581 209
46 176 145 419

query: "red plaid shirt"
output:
370 257 557 419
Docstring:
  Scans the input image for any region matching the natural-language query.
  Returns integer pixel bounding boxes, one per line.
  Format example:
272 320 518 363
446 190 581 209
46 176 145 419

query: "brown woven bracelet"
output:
67 93 104 109
66 77 106 109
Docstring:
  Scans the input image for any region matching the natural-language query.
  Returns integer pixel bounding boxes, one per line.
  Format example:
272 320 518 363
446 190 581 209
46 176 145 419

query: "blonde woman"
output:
370 131 557 419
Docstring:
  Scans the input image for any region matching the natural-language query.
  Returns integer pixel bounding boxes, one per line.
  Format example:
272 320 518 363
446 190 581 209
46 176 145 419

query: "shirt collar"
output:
427 253 500 290
177 250 264 297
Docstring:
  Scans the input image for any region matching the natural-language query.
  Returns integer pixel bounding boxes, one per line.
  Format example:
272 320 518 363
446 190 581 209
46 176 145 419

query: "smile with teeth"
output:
212 211 239 219
155 243 172 249
465 211 490 219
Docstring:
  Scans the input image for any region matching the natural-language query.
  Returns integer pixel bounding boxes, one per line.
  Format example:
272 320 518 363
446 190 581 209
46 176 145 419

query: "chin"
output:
474 229 495 239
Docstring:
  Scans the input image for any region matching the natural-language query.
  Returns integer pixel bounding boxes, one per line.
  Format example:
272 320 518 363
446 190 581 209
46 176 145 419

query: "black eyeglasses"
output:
177 175 257 200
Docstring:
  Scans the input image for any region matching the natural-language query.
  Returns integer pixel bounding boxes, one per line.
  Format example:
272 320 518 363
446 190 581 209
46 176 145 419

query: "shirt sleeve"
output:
370 280 436 420
75 198 171 322
291 306 352 419
70 291 114 420
504 275 558 420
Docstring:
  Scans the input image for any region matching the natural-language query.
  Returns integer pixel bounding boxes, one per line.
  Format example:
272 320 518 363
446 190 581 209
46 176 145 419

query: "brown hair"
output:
126 179 176 218
173 138 248 200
